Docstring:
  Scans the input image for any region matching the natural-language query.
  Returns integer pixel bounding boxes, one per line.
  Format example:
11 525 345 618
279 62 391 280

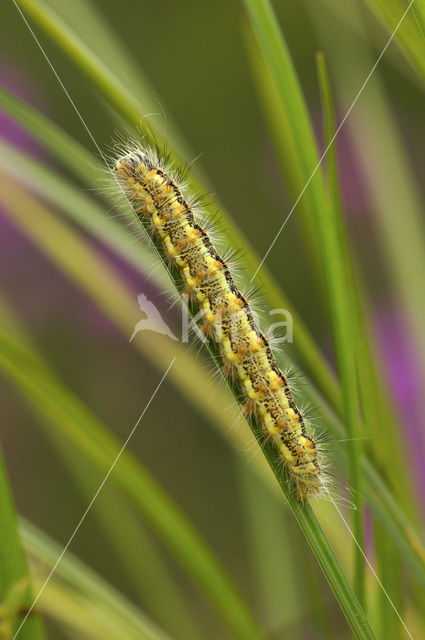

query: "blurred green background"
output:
1 0 425 638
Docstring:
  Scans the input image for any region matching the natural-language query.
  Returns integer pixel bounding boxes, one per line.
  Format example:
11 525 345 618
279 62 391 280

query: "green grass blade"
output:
0 452 47 640
256 434 375 639
374 520 403 640
0 83 98 186
242 0 365 603
362 0 425 82
241 19 322 279
310 383 425 591
316 50 413 626
309 0 425 506
315 52 341 217
411 0 425 42
13 0 142 133
32 580 153 640
37 427 198 637
53 449 199 639
21 519 173 640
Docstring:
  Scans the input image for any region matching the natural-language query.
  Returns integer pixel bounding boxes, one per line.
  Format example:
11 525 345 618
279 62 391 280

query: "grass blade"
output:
0 452 46 640
362 0 425 82
242 0 365 603
411 0 425 42
309 0 425 509
21 519 173 640
257 434 375 639
315 51 412 627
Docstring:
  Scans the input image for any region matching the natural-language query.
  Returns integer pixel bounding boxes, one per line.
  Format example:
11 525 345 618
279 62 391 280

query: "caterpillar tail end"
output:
295 477 322 501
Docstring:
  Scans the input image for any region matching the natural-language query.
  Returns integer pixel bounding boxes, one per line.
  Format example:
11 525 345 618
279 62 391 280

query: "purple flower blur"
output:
375 308 425 515
0 63 43 156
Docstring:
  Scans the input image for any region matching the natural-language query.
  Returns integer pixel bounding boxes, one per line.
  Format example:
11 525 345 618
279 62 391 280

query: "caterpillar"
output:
113 145 323 500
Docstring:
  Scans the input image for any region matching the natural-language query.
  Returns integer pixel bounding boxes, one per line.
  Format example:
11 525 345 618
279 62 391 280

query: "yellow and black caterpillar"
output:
114 146 322 500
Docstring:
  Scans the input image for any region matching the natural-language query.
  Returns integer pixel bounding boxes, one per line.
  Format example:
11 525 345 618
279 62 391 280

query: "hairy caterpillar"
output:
113 146 322 500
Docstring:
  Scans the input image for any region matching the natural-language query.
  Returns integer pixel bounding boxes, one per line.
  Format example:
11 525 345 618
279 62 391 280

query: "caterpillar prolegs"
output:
114 146 323 500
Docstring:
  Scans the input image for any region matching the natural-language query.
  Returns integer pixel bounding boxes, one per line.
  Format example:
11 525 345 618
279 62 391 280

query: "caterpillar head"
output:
114 153 139 180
